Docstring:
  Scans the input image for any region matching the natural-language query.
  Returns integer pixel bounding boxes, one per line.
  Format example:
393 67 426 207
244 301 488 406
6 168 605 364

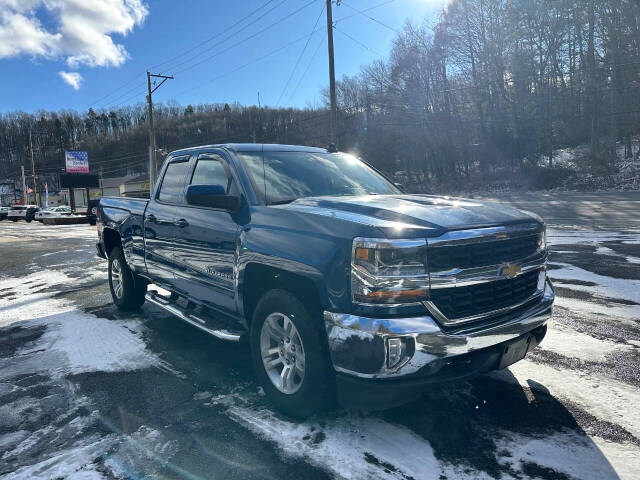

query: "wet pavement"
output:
1 193 639 479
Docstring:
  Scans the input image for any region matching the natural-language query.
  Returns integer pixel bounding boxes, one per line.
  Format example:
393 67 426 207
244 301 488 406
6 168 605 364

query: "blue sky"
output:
0 0 446 113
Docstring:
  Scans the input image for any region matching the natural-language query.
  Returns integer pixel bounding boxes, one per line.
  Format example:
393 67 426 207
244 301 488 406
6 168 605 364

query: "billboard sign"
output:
65 150 89 173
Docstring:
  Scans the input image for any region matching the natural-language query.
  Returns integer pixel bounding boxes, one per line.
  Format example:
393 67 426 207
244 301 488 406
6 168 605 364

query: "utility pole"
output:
29 131 38 205
326 0 338 147
21 166 27 204
146 71 173 192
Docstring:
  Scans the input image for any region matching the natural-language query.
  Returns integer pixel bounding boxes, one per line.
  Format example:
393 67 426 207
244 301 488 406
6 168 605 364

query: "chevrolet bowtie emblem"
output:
500 263 522 278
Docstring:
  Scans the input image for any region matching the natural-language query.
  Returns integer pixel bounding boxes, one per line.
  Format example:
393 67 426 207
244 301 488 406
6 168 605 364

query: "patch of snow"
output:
2 435 118 480
0 223 98 241
17 311 160 377
1 270 165 378
547 229 640 246
0 430 30 452
493 360 640 438
495 431 635 480
553 296 639 324
548 261 640 307
541 323 632 362
228 407 490 480
594 246 640 264
591 437 640 480
0 305 163 379
104 426 179 479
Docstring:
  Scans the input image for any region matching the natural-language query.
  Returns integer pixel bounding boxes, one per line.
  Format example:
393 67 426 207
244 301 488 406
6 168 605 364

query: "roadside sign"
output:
65 151 89 173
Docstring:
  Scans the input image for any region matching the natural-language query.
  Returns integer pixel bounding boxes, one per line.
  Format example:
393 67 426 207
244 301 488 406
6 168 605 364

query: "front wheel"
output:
250 289 334 418
108 246 147 311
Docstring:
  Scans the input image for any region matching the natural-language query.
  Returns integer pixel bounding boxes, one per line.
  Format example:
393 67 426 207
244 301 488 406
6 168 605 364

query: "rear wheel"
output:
108 246 147 310
250 289 334 418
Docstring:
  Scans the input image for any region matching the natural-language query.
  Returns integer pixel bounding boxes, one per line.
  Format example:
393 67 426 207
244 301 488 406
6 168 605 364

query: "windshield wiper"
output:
268 198 297 205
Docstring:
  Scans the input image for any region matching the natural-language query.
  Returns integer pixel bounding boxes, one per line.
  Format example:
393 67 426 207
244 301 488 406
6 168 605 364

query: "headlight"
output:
538 227 547 250
351 238 429 305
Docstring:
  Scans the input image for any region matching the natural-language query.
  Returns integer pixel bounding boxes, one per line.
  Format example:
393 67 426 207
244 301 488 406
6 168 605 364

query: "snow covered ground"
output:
1 213 640 479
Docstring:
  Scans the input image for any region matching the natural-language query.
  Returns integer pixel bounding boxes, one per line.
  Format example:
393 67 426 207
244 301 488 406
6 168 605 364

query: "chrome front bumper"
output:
324 278 554 379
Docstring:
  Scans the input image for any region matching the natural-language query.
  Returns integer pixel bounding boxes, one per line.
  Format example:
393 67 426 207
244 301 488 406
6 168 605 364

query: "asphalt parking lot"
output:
1 191 639 480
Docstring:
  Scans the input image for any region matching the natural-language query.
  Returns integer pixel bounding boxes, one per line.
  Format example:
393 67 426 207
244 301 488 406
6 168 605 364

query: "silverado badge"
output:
500 263 522 279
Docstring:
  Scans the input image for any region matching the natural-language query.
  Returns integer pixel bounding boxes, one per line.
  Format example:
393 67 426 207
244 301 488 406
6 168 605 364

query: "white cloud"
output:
59 70 82 89
0 0 148 67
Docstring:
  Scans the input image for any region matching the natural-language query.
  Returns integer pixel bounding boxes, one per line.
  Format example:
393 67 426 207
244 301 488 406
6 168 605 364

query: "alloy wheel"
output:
260 312 306 394
111 258 123 299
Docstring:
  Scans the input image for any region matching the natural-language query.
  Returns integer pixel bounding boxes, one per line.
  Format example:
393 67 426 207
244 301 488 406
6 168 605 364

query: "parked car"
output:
86 199 100 225
0 206 9 221
35 205 72 222
97 144 554 417
7 205 39 222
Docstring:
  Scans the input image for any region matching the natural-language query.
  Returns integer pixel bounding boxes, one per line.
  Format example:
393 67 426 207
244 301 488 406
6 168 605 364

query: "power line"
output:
101 84 147 109
86 71 145 109
172 29 323 99
171 0 316 76
103 1 315 109
339 0 400 34
89 1 283 109
275 3 326 106
335 26 384 56
151 0 279 72
287 32 327 105
334 0 397 25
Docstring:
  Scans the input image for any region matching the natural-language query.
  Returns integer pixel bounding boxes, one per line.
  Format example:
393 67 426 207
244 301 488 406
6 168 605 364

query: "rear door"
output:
144 155 191 285
172 151 241 314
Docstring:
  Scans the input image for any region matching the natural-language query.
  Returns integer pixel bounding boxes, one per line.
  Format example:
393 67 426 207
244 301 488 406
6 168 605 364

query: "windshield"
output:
240 151 400 205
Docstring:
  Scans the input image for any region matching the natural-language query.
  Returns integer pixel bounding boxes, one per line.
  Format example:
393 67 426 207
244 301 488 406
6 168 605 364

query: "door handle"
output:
146 214 157 223
174 218 188 228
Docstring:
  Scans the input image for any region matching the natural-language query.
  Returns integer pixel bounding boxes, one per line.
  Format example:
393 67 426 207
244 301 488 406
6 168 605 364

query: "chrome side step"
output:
145 291 241 342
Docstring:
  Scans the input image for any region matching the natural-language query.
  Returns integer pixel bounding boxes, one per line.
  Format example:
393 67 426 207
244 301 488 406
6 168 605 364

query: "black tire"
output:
250 289 334 418
25 218 32 223
11 218 17 222
108 246 147 311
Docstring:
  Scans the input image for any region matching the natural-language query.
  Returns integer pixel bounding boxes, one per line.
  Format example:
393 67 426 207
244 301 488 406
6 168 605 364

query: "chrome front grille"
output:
425 223 547 326
429 269 539 320
428 234 539 271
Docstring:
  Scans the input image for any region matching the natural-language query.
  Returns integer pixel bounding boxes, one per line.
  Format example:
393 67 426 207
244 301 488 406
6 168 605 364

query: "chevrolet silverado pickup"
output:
96 143 554 417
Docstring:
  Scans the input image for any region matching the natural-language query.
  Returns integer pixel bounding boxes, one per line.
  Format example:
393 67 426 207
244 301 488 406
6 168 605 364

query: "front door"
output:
172 151 241 315
144 156 191 285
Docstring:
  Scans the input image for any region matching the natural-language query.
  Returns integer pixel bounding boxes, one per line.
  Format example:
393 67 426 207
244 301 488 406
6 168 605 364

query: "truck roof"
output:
169 143 329 156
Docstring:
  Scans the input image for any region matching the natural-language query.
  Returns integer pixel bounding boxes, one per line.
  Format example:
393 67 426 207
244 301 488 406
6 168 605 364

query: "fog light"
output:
386 337 405 369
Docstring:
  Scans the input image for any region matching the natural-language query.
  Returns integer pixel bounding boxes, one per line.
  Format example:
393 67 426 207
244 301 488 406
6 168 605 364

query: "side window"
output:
158 160 191 204
190 155 237 194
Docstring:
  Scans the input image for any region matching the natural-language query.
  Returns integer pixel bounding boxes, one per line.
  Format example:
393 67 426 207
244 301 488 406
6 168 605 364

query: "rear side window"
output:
158 160 191 204
190 155 236 194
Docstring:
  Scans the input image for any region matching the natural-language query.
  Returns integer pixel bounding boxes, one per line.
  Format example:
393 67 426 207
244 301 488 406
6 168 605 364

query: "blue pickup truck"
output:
96 143 554 417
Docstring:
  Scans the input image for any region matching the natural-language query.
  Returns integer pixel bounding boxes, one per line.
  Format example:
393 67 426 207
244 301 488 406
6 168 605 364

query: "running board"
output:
145 291 241 342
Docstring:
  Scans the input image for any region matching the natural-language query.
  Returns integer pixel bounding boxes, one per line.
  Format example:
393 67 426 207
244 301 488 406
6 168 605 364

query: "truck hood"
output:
284 194 540 236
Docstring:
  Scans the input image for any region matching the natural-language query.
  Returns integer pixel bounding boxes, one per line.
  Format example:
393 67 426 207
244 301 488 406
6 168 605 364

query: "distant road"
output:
473 191 640 230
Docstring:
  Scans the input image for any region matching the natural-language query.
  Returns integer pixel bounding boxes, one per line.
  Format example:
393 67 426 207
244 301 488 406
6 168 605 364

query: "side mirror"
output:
186 184 239 211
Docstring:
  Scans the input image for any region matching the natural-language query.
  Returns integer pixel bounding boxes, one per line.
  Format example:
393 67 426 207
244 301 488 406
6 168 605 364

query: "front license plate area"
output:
498 335 531 369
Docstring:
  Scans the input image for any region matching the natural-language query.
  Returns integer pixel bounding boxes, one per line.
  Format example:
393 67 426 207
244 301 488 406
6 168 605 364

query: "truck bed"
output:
99 196 148 217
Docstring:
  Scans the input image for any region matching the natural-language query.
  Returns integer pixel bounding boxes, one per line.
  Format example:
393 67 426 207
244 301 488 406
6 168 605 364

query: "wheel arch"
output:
102 227 122 257
241 262 326 327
